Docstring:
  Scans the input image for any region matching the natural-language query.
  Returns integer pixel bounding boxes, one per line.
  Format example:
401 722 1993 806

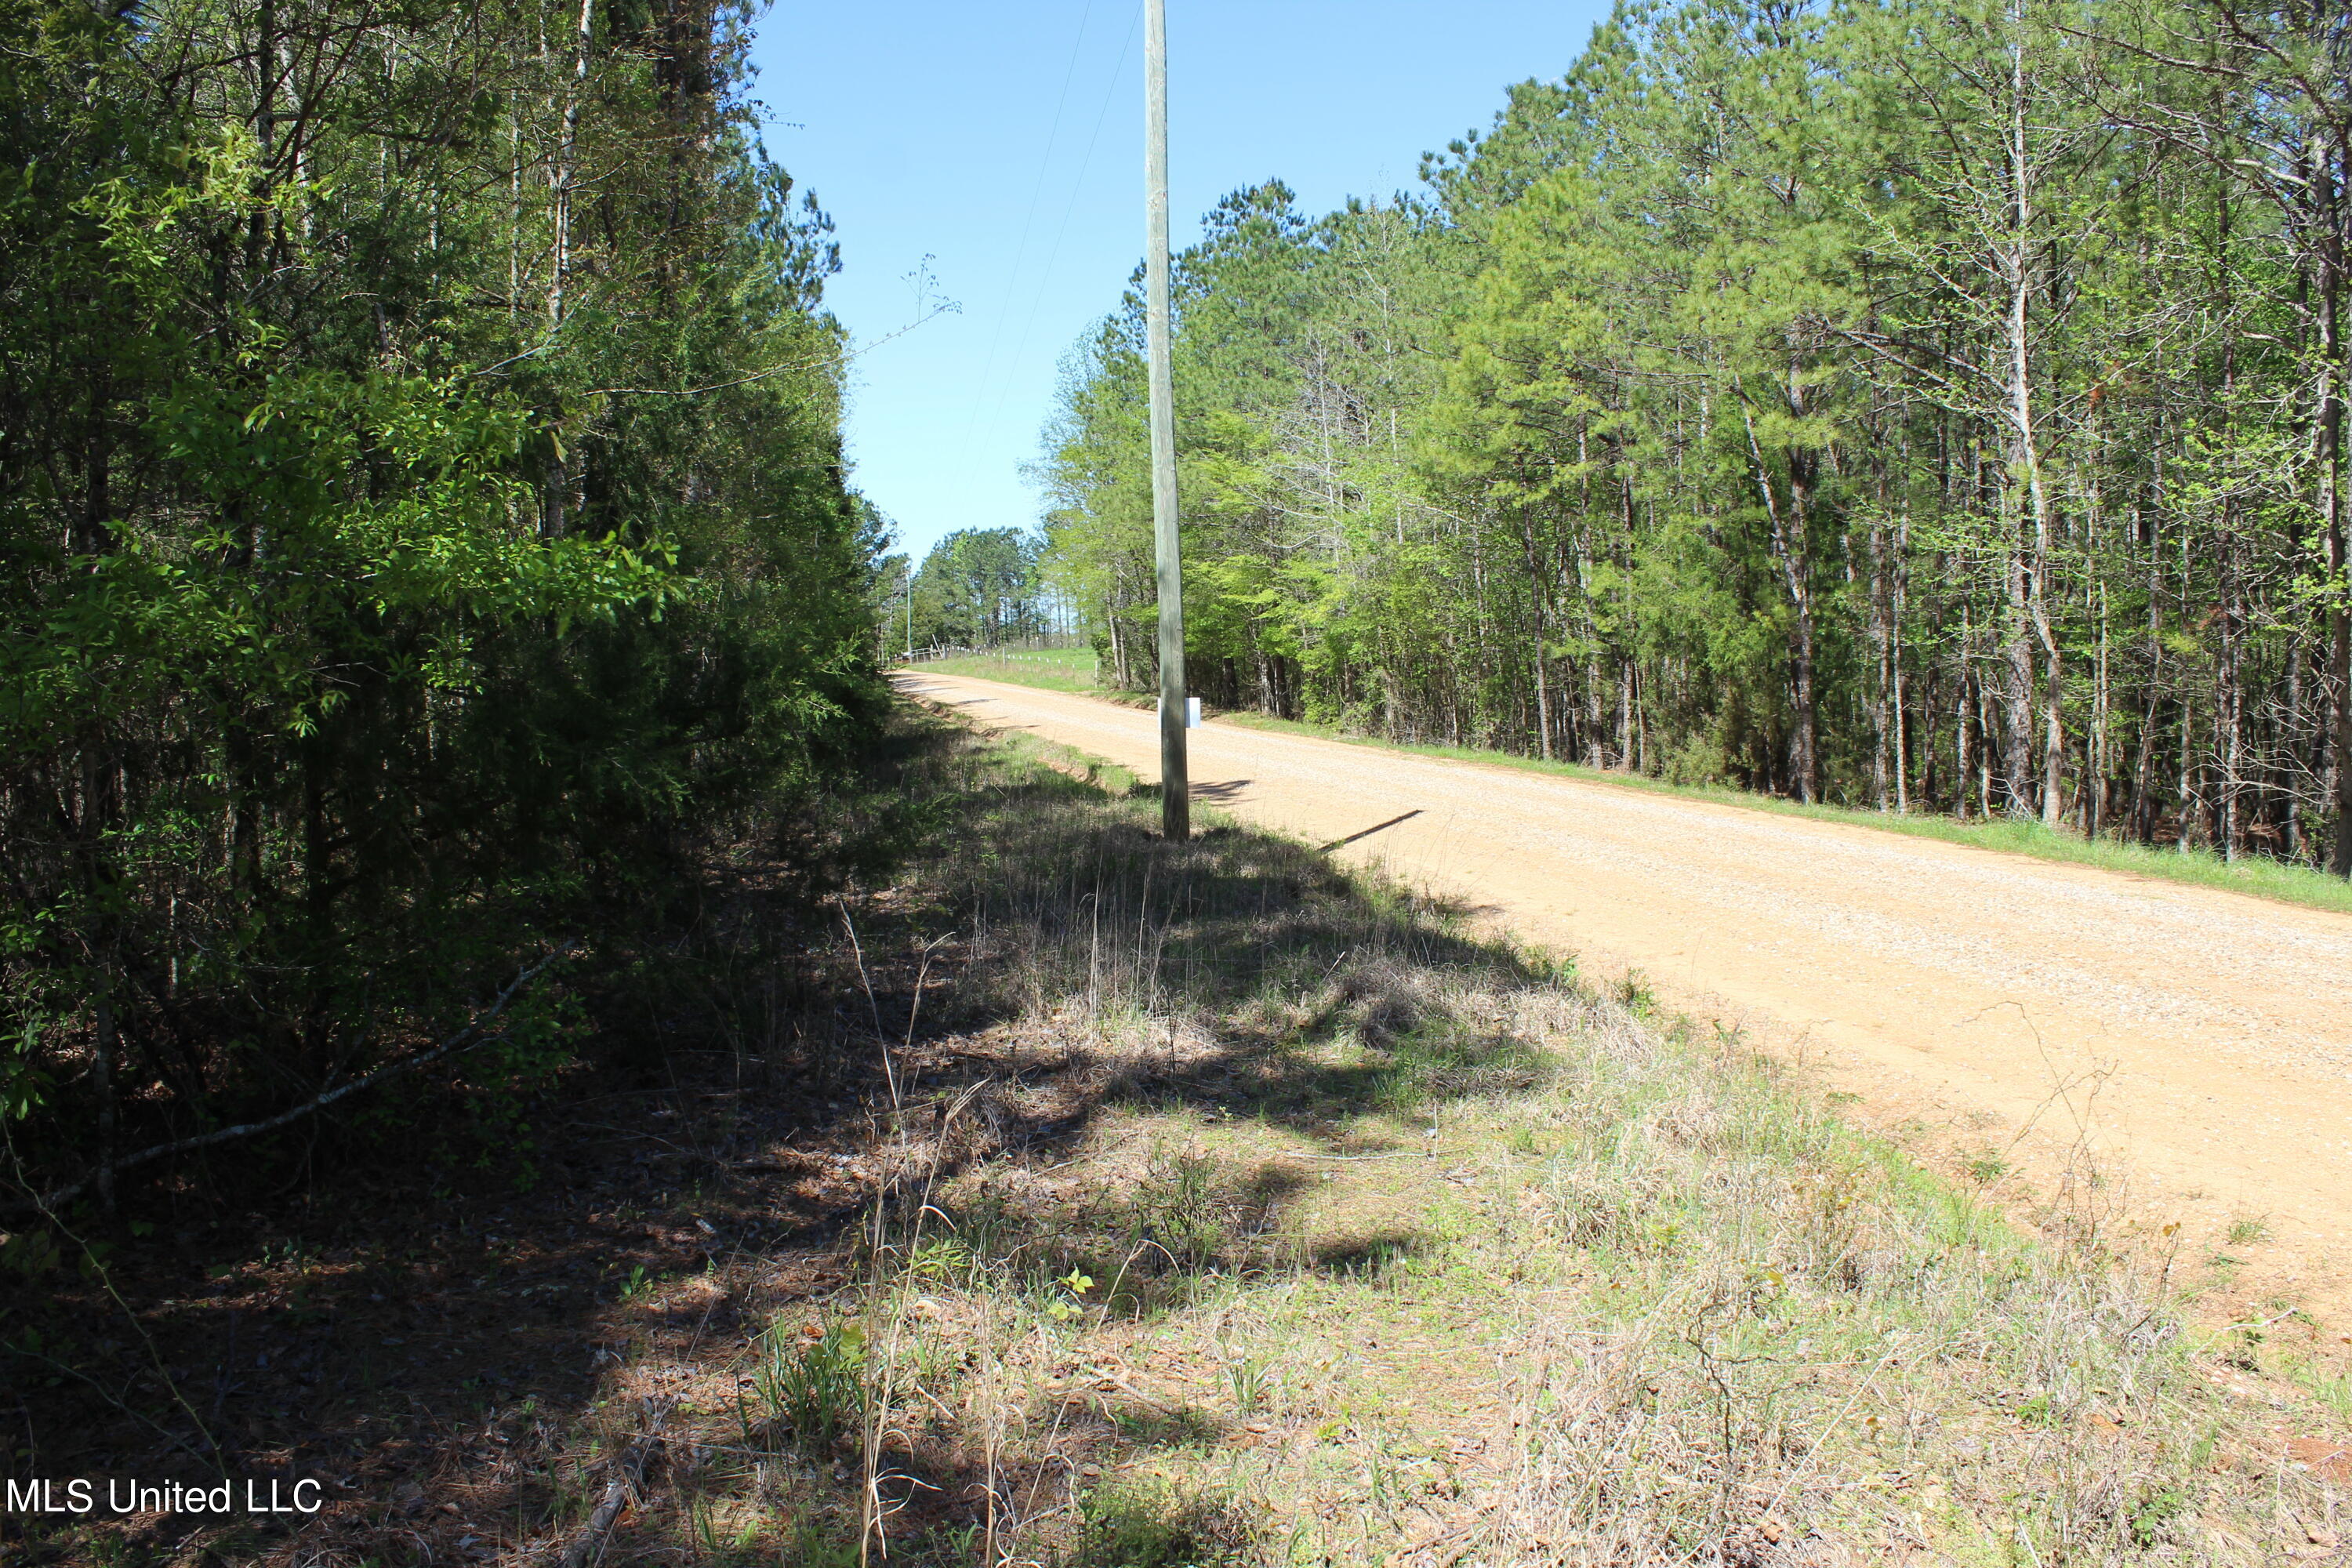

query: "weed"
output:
1219 1341 1279 1414
906 1236 973 1282
2130 1484 2189 1548
1613 968 1656 1014
753 1320 866 1453
687 1494 720 1559
1112 1403 1225 1446
1064 1478 1254 1568
1134 1149 1229 1271
2226 1214 2271 1247
2307 1366 2352 1421
1361 1422 1402 1515
780 1515 862 1568
1045 1269 1095 1323
927 1523 986 1563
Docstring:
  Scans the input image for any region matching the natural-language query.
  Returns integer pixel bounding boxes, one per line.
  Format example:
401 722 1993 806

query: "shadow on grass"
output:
3 709 1569 1568
1065 1478 1260 1568
710 718 1570 1558
1308 1230 1437 1281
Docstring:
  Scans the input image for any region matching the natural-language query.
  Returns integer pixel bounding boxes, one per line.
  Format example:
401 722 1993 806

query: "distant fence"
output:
896 637 1094 666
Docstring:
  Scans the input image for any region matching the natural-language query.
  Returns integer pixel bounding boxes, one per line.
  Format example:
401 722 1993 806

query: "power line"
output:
950 0 1099 474
996 4 1143 459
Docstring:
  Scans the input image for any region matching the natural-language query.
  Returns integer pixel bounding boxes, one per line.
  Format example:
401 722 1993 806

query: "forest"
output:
8 2 2352 1562
1040 0 2352 869
0 0 884 1208
887 526 1055 652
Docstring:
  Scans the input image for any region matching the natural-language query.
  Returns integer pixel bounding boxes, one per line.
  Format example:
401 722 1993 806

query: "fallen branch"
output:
1386 1498 1500 1568
19 944 572 1213
561 1397 673 1568
1074 1363 1176 1412
1288 1149 1426 1161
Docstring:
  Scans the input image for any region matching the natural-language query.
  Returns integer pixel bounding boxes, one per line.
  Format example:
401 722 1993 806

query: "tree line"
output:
1 0 884 1204
1040 0 2352 869
879 527 1057 654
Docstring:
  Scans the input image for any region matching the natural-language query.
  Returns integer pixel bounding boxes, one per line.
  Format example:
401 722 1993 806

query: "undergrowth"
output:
51 710 2327 1566
684 716 2341 1566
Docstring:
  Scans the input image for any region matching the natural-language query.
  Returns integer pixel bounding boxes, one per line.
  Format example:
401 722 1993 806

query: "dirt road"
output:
901 670 2352 1310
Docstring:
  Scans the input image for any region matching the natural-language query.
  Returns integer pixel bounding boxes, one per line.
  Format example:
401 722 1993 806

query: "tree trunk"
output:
1999 3 2064 826
1743 397 1821 803
2321 160 2352 873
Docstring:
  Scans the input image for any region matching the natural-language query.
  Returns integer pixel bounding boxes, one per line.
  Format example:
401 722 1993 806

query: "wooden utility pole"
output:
1145 0 1189 841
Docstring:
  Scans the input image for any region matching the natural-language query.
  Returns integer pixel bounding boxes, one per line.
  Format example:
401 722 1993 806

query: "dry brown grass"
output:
20 713 2344 1567
708 717 2348 1568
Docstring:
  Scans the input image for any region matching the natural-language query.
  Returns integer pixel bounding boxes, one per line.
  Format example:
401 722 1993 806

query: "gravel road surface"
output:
901 670 2352 1312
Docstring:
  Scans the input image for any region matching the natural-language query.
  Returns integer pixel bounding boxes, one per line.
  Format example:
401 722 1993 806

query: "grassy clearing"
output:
898 646 1100 693
1210 709 2352 919
527 715 2347 1568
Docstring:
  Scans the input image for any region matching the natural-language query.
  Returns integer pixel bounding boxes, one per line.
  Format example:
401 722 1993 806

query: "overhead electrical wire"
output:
950 0 1100 472
994 2 1143 464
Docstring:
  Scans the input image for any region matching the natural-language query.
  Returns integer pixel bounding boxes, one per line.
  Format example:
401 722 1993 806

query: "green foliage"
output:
0 0 886 1202
755 1320 868 1453
908 527 1049 650
1040 0 2352 866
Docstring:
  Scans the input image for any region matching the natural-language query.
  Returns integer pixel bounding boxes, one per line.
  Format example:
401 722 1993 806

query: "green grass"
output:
1210 708 2352 917
896 645 1098 693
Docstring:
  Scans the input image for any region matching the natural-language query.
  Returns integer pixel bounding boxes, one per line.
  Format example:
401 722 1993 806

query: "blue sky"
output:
746 2 1610 566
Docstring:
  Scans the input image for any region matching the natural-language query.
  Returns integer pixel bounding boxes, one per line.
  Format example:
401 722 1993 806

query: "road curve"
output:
900 670 2352 1312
